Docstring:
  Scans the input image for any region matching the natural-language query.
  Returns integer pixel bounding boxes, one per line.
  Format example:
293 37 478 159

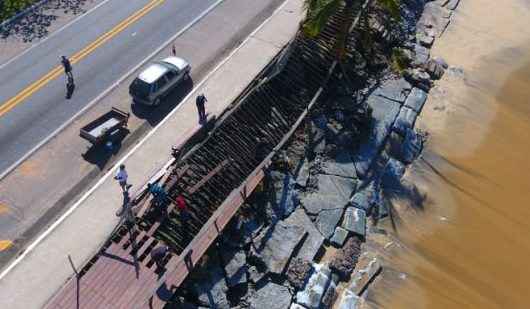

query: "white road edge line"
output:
0 0 114 70
0 0 225 181
0 0 290 281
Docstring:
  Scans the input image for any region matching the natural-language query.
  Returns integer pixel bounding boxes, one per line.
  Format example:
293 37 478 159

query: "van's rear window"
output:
130 79 151 98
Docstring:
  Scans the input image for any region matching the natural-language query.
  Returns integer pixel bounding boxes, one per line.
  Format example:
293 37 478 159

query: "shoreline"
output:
368 0 530 308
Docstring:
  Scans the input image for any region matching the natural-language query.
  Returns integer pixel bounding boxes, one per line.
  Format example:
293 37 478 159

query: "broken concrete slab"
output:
393 107 418 135
330 227 349 247
315 208 344 239
321 151 357 179
248 265 266 284
354 96 401 178
301 174 354 215
284 208 324 262
296 264 332 309
413 43 430 67
249 282 292 309
341 207 366 237
253 220 307 275
372 78 412 103
294 157 311 187
404 87 428 113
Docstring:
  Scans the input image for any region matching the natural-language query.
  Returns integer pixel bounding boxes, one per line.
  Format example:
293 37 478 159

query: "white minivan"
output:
129 56 191 106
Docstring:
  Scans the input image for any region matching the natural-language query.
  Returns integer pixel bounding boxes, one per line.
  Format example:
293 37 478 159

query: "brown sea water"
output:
365 0 530 308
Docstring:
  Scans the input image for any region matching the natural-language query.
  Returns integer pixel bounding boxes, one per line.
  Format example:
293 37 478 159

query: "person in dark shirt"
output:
61 56 73 79
150 244 169 268
195 93 207 123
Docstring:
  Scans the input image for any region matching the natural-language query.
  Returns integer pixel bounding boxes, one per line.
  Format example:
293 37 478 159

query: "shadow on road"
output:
82 128 130 170
131 79 194 127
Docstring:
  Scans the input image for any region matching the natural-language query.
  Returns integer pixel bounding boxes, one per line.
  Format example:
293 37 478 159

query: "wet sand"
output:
368 0 530 308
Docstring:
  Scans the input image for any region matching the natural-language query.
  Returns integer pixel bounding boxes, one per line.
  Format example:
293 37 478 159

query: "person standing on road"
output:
61 56 73 79
114 164 131 192
196 93 207 123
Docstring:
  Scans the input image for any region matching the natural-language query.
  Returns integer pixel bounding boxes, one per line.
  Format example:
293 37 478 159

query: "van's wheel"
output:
153 98 161 106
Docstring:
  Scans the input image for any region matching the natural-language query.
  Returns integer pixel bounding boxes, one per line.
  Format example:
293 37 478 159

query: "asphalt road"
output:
0 0 220 175
0 0 286 265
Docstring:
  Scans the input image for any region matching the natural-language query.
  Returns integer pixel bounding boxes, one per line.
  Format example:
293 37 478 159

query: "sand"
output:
367 0 530 308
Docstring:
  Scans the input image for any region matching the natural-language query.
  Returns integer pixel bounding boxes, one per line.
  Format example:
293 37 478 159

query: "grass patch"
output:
0 0 38 23
390 48 411 75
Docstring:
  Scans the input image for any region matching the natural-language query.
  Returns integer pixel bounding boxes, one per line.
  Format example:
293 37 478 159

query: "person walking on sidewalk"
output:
61 56 73 79
114 164 131 192
196 93 207 123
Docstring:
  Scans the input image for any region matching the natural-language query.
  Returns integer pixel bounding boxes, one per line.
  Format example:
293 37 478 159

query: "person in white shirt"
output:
114 164 130 192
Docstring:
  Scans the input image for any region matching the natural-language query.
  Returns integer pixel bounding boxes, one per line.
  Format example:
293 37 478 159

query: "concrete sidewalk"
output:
0 0 303 307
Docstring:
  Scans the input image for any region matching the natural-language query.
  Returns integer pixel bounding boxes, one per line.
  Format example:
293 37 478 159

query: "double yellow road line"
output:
0 0 165 118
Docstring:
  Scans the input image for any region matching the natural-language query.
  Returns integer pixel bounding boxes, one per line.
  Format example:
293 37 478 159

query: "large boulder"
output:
252 220 307 275
284 208 324 262
249 282 292 309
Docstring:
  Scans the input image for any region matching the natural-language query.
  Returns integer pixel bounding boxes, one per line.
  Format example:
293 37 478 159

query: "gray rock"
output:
296 264 332 309
321 151 357 179
417 31 434 47
284 208 325 262
337 290 361 309
425 58 445 80
372 78 412 103
315 208 344 239
433 56 449 69
404 87 428 113
341 207 366 237
330 227 349 247
418 2 451 37
350 181 380 213
269 171 300 220
249 283 292 309
401 127 423 164
413 43 430 67
354 96 401 178
405 69 432 91
393 107 418 135
253 220 307 275
222 250 248 287
301 175 354 215
192 266 230 309
248 265 265 284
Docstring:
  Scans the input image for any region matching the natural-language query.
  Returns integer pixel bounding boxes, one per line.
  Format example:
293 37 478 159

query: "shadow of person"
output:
66 76 75 99
131 78 194 126
82 128 129 170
